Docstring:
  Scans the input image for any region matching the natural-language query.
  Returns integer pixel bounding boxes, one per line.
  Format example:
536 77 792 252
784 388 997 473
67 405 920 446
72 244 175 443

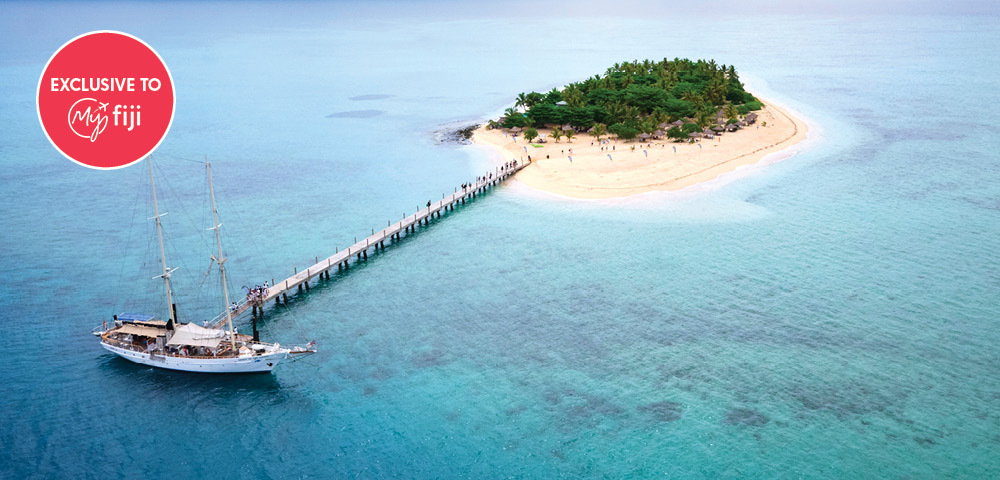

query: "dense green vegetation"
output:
490 58 763 141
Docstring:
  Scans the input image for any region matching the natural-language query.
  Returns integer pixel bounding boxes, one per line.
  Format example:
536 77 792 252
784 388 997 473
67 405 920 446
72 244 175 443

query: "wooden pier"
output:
210 159 528 328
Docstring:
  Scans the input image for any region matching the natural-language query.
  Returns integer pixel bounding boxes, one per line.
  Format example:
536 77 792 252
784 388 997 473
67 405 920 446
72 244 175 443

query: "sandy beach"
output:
471 96 808 199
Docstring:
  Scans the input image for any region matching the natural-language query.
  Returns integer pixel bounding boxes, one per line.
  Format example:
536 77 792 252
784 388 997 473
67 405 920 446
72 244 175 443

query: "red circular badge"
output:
37 31 175 170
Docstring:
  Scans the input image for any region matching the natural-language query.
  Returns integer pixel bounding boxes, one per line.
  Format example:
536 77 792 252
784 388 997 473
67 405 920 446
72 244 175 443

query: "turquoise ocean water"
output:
1 2 998 478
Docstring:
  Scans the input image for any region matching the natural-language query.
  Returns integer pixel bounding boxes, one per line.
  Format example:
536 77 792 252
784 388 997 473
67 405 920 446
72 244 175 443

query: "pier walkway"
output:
211 158 528 328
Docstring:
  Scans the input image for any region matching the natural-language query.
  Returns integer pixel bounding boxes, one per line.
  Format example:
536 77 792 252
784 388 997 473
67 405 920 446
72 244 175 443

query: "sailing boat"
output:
94 159 315 373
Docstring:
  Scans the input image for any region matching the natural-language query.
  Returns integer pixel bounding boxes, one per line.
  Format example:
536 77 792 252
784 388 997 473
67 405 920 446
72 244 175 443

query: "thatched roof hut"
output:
725 124 740 132
653 129 665 137
688 132 701 138
509 127 522 133
638 133 651 140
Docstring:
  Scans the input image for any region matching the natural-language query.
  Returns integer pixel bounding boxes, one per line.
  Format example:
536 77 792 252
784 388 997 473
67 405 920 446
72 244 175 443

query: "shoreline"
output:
469 94 810 199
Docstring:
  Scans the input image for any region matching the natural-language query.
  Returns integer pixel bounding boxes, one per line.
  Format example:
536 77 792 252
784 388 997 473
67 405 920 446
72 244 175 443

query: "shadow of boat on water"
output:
97 351 284 394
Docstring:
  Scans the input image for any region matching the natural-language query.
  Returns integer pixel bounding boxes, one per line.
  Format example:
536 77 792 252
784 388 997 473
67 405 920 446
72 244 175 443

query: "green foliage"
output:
502 113 530 129
608 123 639 141
544 88 562 104
525 92 544 108
586 88 620 105
590 123 607 141
672 82 698 98
496 58 754 136
563 107 594 129
681 123 700 134
523 128 538 143
662 98 695 120
561 84 585 108
526 103 561 126
622 84 670 114
667 126 686 140
550 127 563 143
725 104 739 120
564 129 576 142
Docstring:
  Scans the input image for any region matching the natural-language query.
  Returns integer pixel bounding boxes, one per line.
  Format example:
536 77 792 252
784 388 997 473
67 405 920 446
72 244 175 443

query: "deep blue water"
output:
1 2 999 478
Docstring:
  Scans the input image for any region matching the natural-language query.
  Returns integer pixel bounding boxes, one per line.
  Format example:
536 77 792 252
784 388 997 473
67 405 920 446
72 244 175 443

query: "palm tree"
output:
563 85 584 108
642 118 657 135
590 123 606 142
564 129 575 143
515 93 528 112
696 109 714 129
681 92 704 112
725 104 739 120
550 126 563 143
607 103 628 124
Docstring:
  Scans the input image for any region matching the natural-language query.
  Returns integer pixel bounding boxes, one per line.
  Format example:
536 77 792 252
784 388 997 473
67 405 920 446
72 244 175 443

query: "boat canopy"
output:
116 324 166 337
167 323 228 348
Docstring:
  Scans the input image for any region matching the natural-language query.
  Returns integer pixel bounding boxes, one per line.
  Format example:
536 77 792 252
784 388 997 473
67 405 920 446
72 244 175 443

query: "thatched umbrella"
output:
688 132 701 138
510 127 522 133
638 133 651 141
654 129 665 137
658 122 671 129
671 120 685 126
726 124 740 132
711 125 724 132
561 124 573 131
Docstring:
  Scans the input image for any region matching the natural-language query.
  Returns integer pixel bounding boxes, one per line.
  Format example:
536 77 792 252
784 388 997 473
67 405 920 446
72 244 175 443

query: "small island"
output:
472 58 808 198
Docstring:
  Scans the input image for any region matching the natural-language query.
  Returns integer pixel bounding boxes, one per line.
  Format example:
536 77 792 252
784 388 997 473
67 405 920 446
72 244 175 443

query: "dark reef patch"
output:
326 110 384 118
637 401 683 422
412 349 450 368
725 408 770 427
435 123 480 145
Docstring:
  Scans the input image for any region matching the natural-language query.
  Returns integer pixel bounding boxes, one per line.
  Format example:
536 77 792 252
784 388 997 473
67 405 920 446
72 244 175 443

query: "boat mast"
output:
206 162 237 350
148 158 176 325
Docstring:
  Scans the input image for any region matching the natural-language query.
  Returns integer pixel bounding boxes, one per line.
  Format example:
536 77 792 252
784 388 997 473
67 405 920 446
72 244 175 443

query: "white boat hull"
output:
101 342 288 373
